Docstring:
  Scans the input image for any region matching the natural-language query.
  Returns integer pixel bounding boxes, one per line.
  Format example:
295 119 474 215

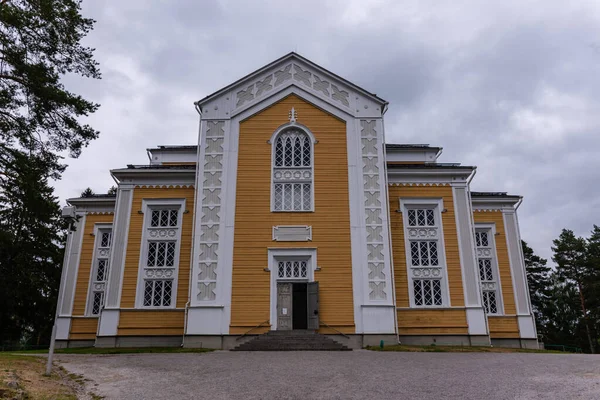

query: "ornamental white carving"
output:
197 120 224 301
148 229 177 238
407 228 438 239
361 120 386 300
234 63 352 110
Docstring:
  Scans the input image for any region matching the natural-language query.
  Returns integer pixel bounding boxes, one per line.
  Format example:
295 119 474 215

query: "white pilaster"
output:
57 214 86 317
452 184 487 336
98 185 133 336
503 209 537 339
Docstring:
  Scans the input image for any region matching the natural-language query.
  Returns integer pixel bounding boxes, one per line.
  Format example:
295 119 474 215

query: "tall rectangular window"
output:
87 226 112 316
475 227 502 314
138 203 183 308
401 201 448 307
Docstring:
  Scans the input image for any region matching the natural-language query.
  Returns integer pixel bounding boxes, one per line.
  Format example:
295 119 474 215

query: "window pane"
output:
423 279 432 305
426 210 435 226
303 184 311 210
92 292 103 315
478 259 486 281
419 242 428 265
151 210 160 227
156 242 166 266
413 280 423 305
169 210 178 227
101 232 111 247
144 281 153 306
147 242 157 267
283 184 292 211
432 279 442 305
163 280 173 307
153 280 163 306
302 137 311 166
278 262 284 278
429 242 438 266
417 210 426 226
96 260 107 282
284 138 293 166
410 242 420 266
166 242 176 267
293 137 302 166
275 139 284 166
274 184 283 210
293 184 302 210
160 210 169 227
408 210 416 226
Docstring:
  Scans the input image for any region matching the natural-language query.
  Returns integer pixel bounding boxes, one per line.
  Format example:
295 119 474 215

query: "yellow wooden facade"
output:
230 95 355 334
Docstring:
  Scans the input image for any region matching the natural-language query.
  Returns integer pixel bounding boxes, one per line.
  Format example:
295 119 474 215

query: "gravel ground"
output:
56 350 600 400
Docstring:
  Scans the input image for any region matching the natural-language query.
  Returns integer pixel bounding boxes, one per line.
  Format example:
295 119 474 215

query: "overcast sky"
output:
54 0 600 263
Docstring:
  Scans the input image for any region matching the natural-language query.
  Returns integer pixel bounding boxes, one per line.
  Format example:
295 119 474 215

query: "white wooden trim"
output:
58 214 86 317
399 198 450 307
134 198 186 309
474 223 505 315
84 223 113 316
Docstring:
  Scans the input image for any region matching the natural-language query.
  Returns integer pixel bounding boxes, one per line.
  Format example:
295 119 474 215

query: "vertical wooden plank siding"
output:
472 211 517 315
120 187 195 310
230 95 354 334
69 317 99 340
388 185 465 308
71 214 114 316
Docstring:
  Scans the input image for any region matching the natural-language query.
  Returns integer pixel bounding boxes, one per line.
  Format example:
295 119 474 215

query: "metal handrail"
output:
236 319 270 341
319 321 350 338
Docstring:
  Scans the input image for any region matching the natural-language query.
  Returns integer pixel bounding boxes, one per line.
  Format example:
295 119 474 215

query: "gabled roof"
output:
195 52 388 116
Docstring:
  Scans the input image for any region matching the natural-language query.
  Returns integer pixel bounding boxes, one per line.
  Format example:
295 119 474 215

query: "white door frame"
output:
268 248 317 330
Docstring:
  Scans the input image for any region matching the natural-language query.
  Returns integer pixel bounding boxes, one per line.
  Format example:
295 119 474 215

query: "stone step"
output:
231 331 351 351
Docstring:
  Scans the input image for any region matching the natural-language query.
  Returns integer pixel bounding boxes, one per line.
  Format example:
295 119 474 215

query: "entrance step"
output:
231 330 352 351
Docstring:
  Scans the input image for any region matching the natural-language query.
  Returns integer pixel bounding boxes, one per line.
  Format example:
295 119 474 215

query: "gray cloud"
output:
53 0 600 263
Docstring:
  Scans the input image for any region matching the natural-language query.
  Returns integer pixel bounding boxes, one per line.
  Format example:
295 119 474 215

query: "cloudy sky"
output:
55 0 600 263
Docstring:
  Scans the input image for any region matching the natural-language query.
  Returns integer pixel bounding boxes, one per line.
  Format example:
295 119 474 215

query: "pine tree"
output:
585 225 600 350
107 185 117 195
0 147 66 345
552 229 596 353
523 240 551 336
0 0 101 176
80 187 94 197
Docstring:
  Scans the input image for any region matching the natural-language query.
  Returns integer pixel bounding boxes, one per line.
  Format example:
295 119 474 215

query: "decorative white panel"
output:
272 225 312 242
196 120 224 301
361 120 387 300
235 63 351 111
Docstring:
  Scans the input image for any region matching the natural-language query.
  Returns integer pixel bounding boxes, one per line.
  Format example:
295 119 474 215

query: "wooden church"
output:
55 53 538 350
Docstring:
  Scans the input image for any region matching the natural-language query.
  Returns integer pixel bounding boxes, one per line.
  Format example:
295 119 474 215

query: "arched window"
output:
272 128 313 211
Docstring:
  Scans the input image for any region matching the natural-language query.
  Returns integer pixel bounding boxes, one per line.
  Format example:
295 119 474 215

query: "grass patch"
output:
56 346 214 355
0 353 79 399
365 344 564 353
10 346 214 355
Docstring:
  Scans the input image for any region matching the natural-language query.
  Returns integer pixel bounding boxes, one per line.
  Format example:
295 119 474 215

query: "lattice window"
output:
413 279 443 306
403 203 448 307
277 260 308 279
139 205 182 308
87 226 112 316
407 209 435 227
475 227 502 314
272 129 313 211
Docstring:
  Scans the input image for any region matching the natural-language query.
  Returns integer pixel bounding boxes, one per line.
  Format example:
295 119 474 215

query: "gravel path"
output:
56 350 600 400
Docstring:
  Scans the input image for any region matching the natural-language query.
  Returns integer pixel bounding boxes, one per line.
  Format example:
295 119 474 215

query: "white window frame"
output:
474 223 504 315
135 198 186 309
400 198 450 308
85 223 112 316
270 124 316 212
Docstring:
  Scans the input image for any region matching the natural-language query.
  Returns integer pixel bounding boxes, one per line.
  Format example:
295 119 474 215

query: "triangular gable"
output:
196 52 388 120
